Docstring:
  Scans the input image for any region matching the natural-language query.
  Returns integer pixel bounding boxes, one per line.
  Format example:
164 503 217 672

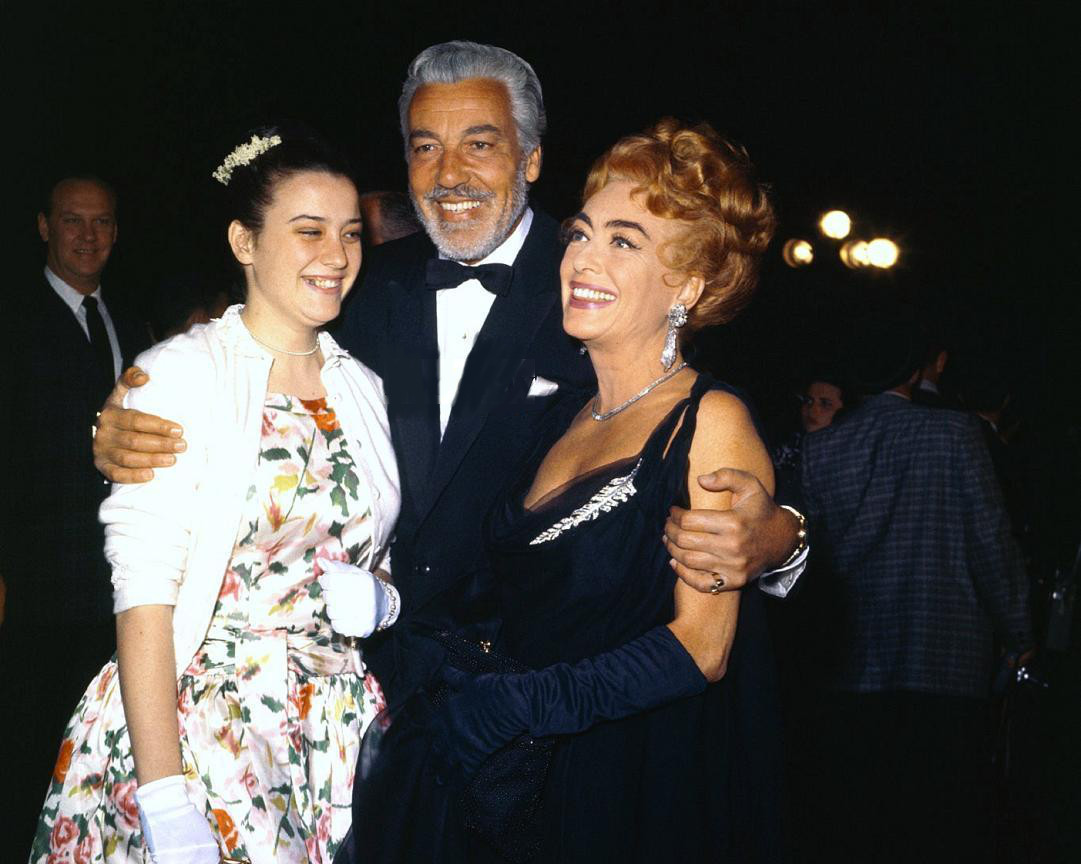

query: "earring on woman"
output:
660 303 688 371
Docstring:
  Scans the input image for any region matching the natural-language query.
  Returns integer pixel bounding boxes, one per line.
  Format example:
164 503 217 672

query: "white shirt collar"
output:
438 206 533 268
44 265 102 313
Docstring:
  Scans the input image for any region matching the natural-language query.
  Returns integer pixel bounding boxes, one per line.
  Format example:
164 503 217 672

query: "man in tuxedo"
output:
799 319 1032 862
2 175 148 853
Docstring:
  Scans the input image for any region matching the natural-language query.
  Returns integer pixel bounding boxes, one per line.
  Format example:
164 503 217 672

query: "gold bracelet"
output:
777 505 808 569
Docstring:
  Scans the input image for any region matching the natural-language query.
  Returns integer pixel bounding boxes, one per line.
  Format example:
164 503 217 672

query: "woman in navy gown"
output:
353 118 783 863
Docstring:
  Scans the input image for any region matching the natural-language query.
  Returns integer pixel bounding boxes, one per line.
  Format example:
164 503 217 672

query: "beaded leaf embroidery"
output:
529 458 642 545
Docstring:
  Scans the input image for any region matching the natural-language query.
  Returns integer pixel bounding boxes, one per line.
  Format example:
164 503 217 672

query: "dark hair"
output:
41 174 118 217
847 309 926 395
218 123 357 234
800 375 858 419
360 190 421 244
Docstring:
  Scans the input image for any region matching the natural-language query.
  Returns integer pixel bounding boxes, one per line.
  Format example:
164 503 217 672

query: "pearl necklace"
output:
243 319 319 356
591 361 688 422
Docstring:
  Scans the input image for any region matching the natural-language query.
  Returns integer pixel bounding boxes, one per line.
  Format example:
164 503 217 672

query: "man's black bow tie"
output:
425 259 513 297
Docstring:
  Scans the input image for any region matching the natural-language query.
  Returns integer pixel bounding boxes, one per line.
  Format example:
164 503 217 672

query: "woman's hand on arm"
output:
94 366 188 484
116 606 220 862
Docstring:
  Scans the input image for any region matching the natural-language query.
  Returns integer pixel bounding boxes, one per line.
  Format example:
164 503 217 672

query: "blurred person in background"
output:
800 314 1032 863
358 189 421 247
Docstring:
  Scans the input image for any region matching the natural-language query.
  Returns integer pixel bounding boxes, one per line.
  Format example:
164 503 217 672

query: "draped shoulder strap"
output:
638 373 725 508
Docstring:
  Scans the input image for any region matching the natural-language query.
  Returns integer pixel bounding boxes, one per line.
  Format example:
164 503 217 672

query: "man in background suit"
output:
800 319 1032 863
2 175 148 853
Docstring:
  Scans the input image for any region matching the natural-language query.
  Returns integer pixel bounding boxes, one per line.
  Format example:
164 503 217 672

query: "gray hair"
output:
399 41 546 161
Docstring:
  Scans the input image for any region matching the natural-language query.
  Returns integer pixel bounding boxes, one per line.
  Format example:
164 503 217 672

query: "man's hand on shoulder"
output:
664 468 800 593
94 366 187 484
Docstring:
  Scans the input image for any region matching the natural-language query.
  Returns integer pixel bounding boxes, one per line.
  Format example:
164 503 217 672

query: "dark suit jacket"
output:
333 209 594 699
6 274 149 633
800 393 1032 698
0 275 147 856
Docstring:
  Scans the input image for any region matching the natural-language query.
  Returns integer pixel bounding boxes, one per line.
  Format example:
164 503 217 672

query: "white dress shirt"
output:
436 208 533 436
45 265 123 380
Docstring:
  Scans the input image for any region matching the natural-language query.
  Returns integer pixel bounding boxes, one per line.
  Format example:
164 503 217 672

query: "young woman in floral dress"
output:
31 127 400 864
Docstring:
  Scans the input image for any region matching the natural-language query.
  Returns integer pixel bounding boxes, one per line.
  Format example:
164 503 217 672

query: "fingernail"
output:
669 558 677 568
162 455 176 465
169 427 183 437
173 441 186 452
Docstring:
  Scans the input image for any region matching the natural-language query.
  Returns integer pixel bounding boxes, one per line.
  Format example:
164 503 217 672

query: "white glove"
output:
135 774 220 864
317 558 400 638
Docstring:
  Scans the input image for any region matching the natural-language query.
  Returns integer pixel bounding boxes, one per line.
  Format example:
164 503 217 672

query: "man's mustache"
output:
424 185 494 203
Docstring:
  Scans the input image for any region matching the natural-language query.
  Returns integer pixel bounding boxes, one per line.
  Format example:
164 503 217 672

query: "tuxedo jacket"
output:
333 209 594 697
6 274 149 628
800 394 1032 698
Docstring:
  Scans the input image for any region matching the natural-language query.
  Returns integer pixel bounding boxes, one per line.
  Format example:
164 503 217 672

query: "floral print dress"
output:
32 394 386 864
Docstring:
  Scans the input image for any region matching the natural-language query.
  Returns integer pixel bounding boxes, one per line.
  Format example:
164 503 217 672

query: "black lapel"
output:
421 210 562 518
383 250 442 516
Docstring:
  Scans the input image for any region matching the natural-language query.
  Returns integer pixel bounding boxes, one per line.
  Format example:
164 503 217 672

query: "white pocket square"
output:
527 376 560 397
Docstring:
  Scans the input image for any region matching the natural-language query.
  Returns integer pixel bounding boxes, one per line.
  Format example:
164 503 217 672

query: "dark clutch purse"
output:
427 630 554 864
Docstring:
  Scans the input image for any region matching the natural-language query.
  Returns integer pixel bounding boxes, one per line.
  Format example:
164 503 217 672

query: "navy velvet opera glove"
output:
433 625 706 778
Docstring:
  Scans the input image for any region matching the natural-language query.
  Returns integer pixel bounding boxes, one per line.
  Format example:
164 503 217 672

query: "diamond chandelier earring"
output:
660 303 688 370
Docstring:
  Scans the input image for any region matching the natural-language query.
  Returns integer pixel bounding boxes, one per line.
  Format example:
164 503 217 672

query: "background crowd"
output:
1 2 1077 863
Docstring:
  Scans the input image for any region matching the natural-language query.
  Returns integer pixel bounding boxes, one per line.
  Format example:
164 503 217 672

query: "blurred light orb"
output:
782 238 814 267
840 240 871 269
866 238 900 268
819 210 852 239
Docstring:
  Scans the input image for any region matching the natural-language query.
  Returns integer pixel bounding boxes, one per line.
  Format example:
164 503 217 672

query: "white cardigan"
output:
100 306 400 678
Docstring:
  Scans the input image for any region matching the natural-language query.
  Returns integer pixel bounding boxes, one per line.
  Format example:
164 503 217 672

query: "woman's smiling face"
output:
233 170 362 330
560 179 696 354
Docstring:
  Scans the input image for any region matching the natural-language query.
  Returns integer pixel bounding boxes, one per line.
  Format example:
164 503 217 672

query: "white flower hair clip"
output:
212 133 283 186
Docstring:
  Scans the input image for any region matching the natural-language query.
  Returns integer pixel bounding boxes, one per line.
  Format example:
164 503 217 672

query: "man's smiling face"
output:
406 77 541 263
38 179 118 294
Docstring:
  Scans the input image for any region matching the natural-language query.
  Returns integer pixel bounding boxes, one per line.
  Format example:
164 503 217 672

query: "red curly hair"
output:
582 118 776 331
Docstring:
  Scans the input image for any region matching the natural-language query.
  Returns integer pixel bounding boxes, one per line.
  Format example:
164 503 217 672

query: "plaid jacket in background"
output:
801 393 1032 698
